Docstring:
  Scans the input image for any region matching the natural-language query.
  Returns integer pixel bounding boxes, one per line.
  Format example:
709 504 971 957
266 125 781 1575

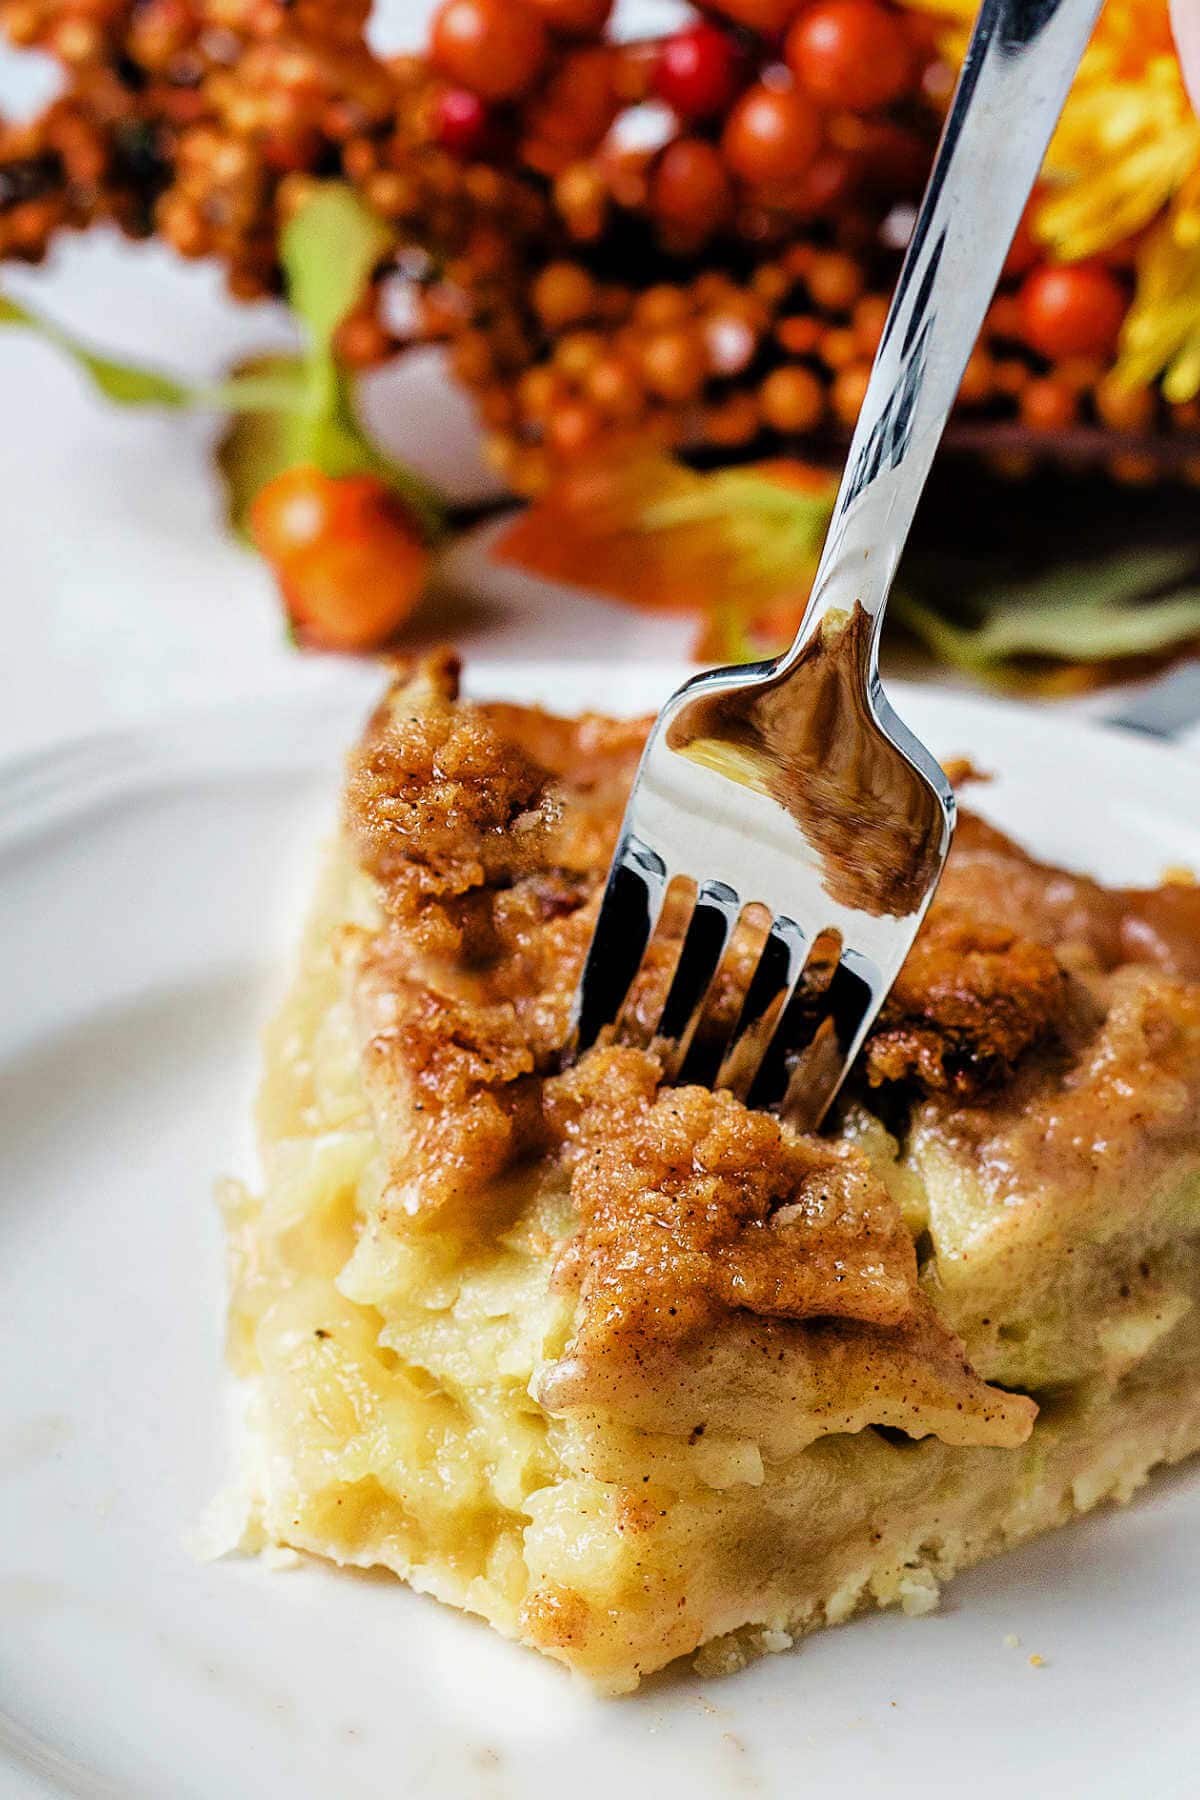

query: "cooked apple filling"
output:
216 653 1200 1690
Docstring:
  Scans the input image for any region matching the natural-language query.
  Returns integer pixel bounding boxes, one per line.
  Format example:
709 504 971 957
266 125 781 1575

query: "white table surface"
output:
0 15 1196 767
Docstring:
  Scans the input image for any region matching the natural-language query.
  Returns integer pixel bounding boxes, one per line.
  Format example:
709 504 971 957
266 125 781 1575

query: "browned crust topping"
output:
537 1045 1037 1449
337 657 1198 1446
939 811 1200 981
346 658 1200 1148
864 906 1070 1094
545 1045 918 1353
344 653 646 1212
917 965 1200 1219
862 808 1200 1093
346 649 554 908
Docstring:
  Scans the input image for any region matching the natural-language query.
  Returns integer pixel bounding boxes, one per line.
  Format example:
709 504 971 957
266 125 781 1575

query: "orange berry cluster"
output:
2 0 1197 490
425 0 942 263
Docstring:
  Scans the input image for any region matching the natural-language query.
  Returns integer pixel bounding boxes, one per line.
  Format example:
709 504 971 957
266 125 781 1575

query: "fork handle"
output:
785 0 1104 667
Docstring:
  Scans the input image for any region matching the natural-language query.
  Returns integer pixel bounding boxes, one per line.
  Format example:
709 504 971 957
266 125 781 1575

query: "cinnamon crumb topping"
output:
545 1045 918 1354
344 652 647 1213
336 656 1198 1450
865 907 1069 1093
346 649 555 909
938 811 1200 981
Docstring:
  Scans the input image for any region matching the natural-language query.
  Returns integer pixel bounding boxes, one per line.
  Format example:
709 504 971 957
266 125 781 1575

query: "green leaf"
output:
213 355 446 545
268 185 448 532
76 356 192 407
4 190 446 558
199 365 310 414
891 593 983 672
1 289 191 407
642 467 835 592
976 591 1200 662
971 547 1197 623
310 365 446 541
0 288 309 412
895 549 1200 678
213 357 311 541
643 468 831 540
279 184 392 357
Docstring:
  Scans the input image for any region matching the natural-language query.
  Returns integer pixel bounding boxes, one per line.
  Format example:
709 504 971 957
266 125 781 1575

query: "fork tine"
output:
570 834 669 1055
714 914 808 1100
670 903 762 1088
653 880 740 1076
754 946 882 1125
732 928 838 1109
824 947 882 1067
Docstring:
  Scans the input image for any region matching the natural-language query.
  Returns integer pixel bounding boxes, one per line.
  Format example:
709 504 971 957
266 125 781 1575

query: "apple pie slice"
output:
217 653 1200 1691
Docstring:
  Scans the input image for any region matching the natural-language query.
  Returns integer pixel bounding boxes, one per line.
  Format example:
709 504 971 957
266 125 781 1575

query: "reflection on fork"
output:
571 608 952 1130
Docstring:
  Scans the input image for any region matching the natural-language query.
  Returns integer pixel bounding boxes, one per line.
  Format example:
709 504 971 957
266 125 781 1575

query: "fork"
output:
569 0 1104 1129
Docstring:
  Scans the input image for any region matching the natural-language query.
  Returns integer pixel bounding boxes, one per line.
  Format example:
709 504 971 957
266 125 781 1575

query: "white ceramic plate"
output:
3 665 1199 1800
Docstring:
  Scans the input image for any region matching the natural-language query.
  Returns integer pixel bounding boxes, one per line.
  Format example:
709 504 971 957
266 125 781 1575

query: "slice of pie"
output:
217 652 1200 1692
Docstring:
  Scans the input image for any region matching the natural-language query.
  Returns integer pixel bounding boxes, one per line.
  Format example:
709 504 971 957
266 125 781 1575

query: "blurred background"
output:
1 0 1198 760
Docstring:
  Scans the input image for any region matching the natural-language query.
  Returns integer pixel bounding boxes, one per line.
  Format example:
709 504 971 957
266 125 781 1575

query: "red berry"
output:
429 0 548 102
786 0 914 112
1018 262 1127 362
651 137 733 237
433 85 491 157
793 147 856 214
722 83 822 186
524 45 619 157
653 22 745 121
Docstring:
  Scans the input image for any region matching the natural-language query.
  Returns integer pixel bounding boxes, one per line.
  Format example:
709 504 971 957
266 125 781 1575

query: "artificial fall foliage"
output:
3 164 1198 674
494 453 838 658
220 184 444 546
895 548 1200 681
497 449 1200 673
4 0 1200 503
1 186 442 536
2 185 444 646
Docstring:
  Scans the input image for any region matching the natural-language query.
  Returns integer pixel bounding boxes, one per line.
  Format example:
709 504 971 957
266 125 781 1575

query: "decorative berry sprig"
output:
4 0 1199 497
2 179 444 647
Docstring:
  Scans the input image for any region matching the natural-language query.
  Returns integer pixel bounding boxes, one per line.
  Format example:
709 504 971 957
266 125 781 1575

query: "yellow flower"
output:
1115 171 1200 399
900 0 1200 397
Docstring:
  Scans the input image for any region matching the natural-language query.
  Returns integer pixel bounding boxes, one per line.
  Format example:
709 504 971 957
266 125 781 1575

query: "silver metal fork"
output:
569 0 1104 1127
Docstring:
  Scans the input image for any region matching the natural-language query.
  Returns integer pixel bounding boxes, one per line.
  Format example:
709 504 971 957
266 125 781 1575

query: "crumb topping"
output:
916 964 1200 1220
545 1045 919 1354
938 811 1200 982
864 906 1070 1093
345 649 556 909
337 656 1199 1448
345 652 646 1212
